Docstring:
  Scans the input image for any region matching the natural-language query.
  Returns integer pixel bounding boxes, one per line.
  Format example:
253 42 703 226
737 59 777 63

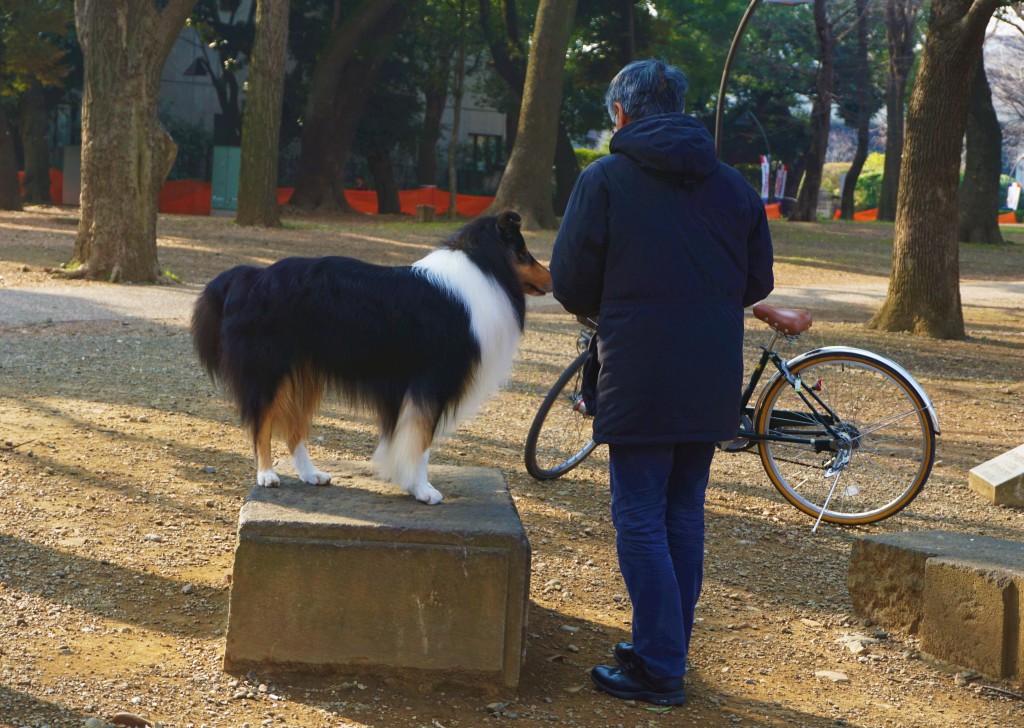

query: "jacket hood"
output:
609 113 718 181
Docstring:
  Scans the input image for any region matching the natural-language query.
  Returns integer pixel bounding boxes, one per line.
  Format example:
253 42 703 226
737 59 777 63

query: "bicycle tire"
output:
753 348 937 525
525 350 598 479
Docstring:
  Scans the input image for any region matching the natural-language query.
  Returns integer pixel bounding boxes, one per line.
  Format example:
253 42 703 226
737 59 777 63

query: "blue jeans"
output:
608 441 715 679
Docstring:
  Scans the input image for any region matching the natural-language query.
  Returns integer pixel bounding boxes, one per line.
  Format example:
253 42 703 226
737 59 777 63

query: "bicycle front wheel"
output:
754 348 937 525
525 351 598 480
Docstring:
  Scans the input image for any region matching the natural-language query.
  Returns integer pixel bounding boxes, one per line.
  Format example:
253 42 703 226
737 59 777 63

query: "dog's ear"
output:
497 210 522 238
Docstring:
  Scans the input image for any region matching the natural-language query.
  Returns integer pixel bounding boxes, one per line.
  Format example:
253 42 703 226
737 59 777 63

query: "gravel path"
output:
2 280 1021 326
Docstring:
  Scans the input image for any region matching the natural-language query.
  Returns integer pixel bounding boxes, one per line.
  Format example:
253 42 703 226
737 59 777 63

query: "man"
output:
550 59 774 706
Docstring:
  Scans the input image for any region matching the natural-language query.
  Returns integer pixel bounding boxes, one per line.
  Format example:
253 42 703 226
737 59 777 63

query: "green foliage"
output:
0 0 73 94
854 171 883 210
161 112 212 181
574 147 606 168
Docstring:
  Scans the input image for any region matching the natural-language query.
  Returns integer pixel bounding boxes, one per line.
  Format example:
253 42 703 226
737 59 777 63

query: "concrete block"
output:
224 461 530 689
921 558 1016 678
848 530 1024 682
969 444 1024 506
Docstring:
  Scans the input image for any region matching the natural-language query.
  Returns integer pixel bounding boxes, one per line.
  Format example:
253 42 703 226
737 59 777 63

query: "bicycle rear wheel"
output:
525 351 598 480
754 348 937 525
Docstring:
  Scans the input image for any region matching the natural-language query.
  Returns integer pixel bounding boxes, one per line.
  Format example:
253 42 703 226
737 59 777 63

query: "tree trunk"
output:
553 121 579 215
618 0 636 65
236 0 291 227
840 0 871 221
867 0 1000 339
478 0 577 214
287 0 397 211
326 3 410 211
71 0 195 283
448 0 467 219
0 105 22 211
789 0 834 222
487 0 578 230
417 83 448 186
877 0 921 222
367 150 401 214
957 61 1004 244
19 81 51 205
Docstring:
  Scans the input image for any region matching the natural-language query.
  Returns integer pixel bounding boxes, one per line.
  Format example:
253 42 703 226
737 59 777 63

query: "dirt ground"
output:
1 206 1023 728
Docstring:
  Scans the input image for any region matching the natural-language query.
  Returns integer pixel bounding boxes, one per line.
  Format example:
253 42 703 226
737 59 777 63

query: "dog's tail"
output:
191 266 258 383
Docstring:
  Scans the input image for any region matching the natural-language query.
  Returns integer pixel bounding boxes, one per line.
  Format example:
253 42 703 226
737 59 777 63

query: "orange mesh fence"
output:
833 207 878 221
17 170 64 205
36 173 500 219
276 187 494 217
159 179 212 215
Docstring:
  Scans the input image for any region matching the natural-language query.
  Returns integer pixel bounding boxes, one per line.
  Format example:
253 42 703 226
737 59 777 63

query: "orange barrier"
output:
17 169 64 204
833 207 878 221
34 171 496 218
998 211 1018 224
159 179 212 216
277 186 494 217
765 202 781 220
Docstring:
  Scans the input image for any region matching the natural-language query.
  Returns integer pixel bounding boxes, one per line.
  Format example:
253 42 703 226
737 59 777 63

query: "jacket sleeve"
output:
742 194 775 308
551 163 610 317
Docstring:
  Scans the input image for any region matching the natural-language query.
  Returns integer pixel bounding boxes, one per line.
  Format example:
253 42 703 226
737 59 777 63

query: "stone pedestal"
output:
848 530 1024 682
223 461 530 689
969 444 1024 506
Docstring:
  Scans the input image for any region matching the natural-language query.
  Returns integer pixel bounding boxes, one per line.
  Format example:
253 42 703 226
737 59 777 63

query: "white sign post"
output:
1006 181 1021 211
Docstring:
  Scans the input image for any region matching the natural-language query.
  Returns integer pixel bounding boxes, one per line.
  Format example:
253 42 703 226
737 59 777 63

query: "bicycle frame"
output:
737 330 842 450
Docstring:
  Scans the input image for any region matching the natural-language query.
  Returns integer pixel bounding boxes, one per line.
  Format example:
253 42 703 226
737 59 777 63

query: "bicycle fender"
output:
780 346 940 435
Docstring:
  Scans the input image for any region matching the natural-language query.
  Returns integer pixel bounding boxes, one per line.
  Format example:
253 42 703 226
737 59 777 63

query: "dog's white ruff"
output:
368 249 522 503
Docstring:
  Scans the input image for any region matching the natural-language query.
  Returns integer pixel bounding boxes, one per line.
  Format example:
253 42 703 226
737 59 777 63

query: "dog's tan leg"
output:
254 413 279 487
281 371 331 486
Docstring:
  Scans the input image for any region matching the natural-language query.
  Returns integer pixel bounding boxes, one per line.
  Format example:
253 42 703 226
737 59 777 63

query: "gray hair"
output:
605 59 689 124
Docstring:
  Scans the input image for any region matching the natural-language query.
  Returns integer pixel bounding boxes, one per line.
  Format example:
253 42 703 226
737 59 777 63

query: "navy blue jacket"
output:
551 113 774 444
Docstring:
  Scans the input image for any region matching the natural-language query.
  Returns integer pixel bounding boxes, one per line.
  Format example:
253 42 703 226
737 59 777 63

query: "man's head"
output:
606 59 689 130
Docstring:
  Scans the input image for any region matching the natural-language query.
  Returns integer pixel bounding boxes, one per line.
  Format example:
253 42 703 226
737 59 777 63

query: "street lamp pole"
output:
714 0 812 157
715 0 763 157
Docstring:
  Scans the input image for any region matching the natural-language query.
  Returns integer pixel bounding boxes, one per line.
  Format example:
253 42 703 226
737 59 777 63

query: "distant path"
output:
0 280 1021 326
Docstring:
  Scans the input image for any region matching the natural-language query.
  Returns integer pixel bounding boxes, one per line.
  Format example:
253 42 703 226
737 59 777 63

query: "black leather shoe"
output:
613 641 636 668
590 664 686 706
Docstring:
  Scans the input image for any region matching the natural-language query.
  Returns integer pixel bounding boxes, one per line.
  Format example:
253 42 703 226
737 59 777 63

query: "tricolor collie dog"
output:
191 211 551 504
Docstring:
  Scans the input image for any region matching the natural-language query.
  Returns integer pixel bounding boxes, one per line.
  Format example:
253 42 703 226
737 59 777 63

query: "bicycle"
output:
524 303 940 530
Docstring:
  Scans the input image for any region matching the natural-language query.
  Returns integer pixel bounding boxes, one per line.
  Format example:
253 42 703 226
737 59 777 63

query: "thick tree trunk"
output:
487 0 578 230
478 0 577 215
618 0 636 65
287 0 397 211
326 4 410 211
867 0 1000 339
71 0 195 283
789 0 834 222
877 0 921 222
957 61 1004 244
367 150 401 214
553 121 579 216
19 81 51 205
0 105 22 211
236 0 291 227
417 84 448 186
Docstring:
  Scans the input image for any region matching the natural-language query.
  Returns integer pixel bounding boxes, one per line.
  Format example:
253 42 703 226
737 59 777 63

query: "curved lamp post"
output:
714 0 812 157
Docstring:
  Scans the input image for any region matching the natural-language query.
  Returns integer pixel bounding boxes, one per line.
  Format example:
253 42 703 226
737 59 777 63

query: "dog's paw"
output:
412 482 444 505
257 469 280 487
300 470 332 486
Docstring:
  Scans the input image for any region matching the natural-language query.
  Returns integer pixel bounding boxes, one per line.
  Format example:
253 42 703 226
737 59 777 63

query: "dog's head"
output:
495 210 553 297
